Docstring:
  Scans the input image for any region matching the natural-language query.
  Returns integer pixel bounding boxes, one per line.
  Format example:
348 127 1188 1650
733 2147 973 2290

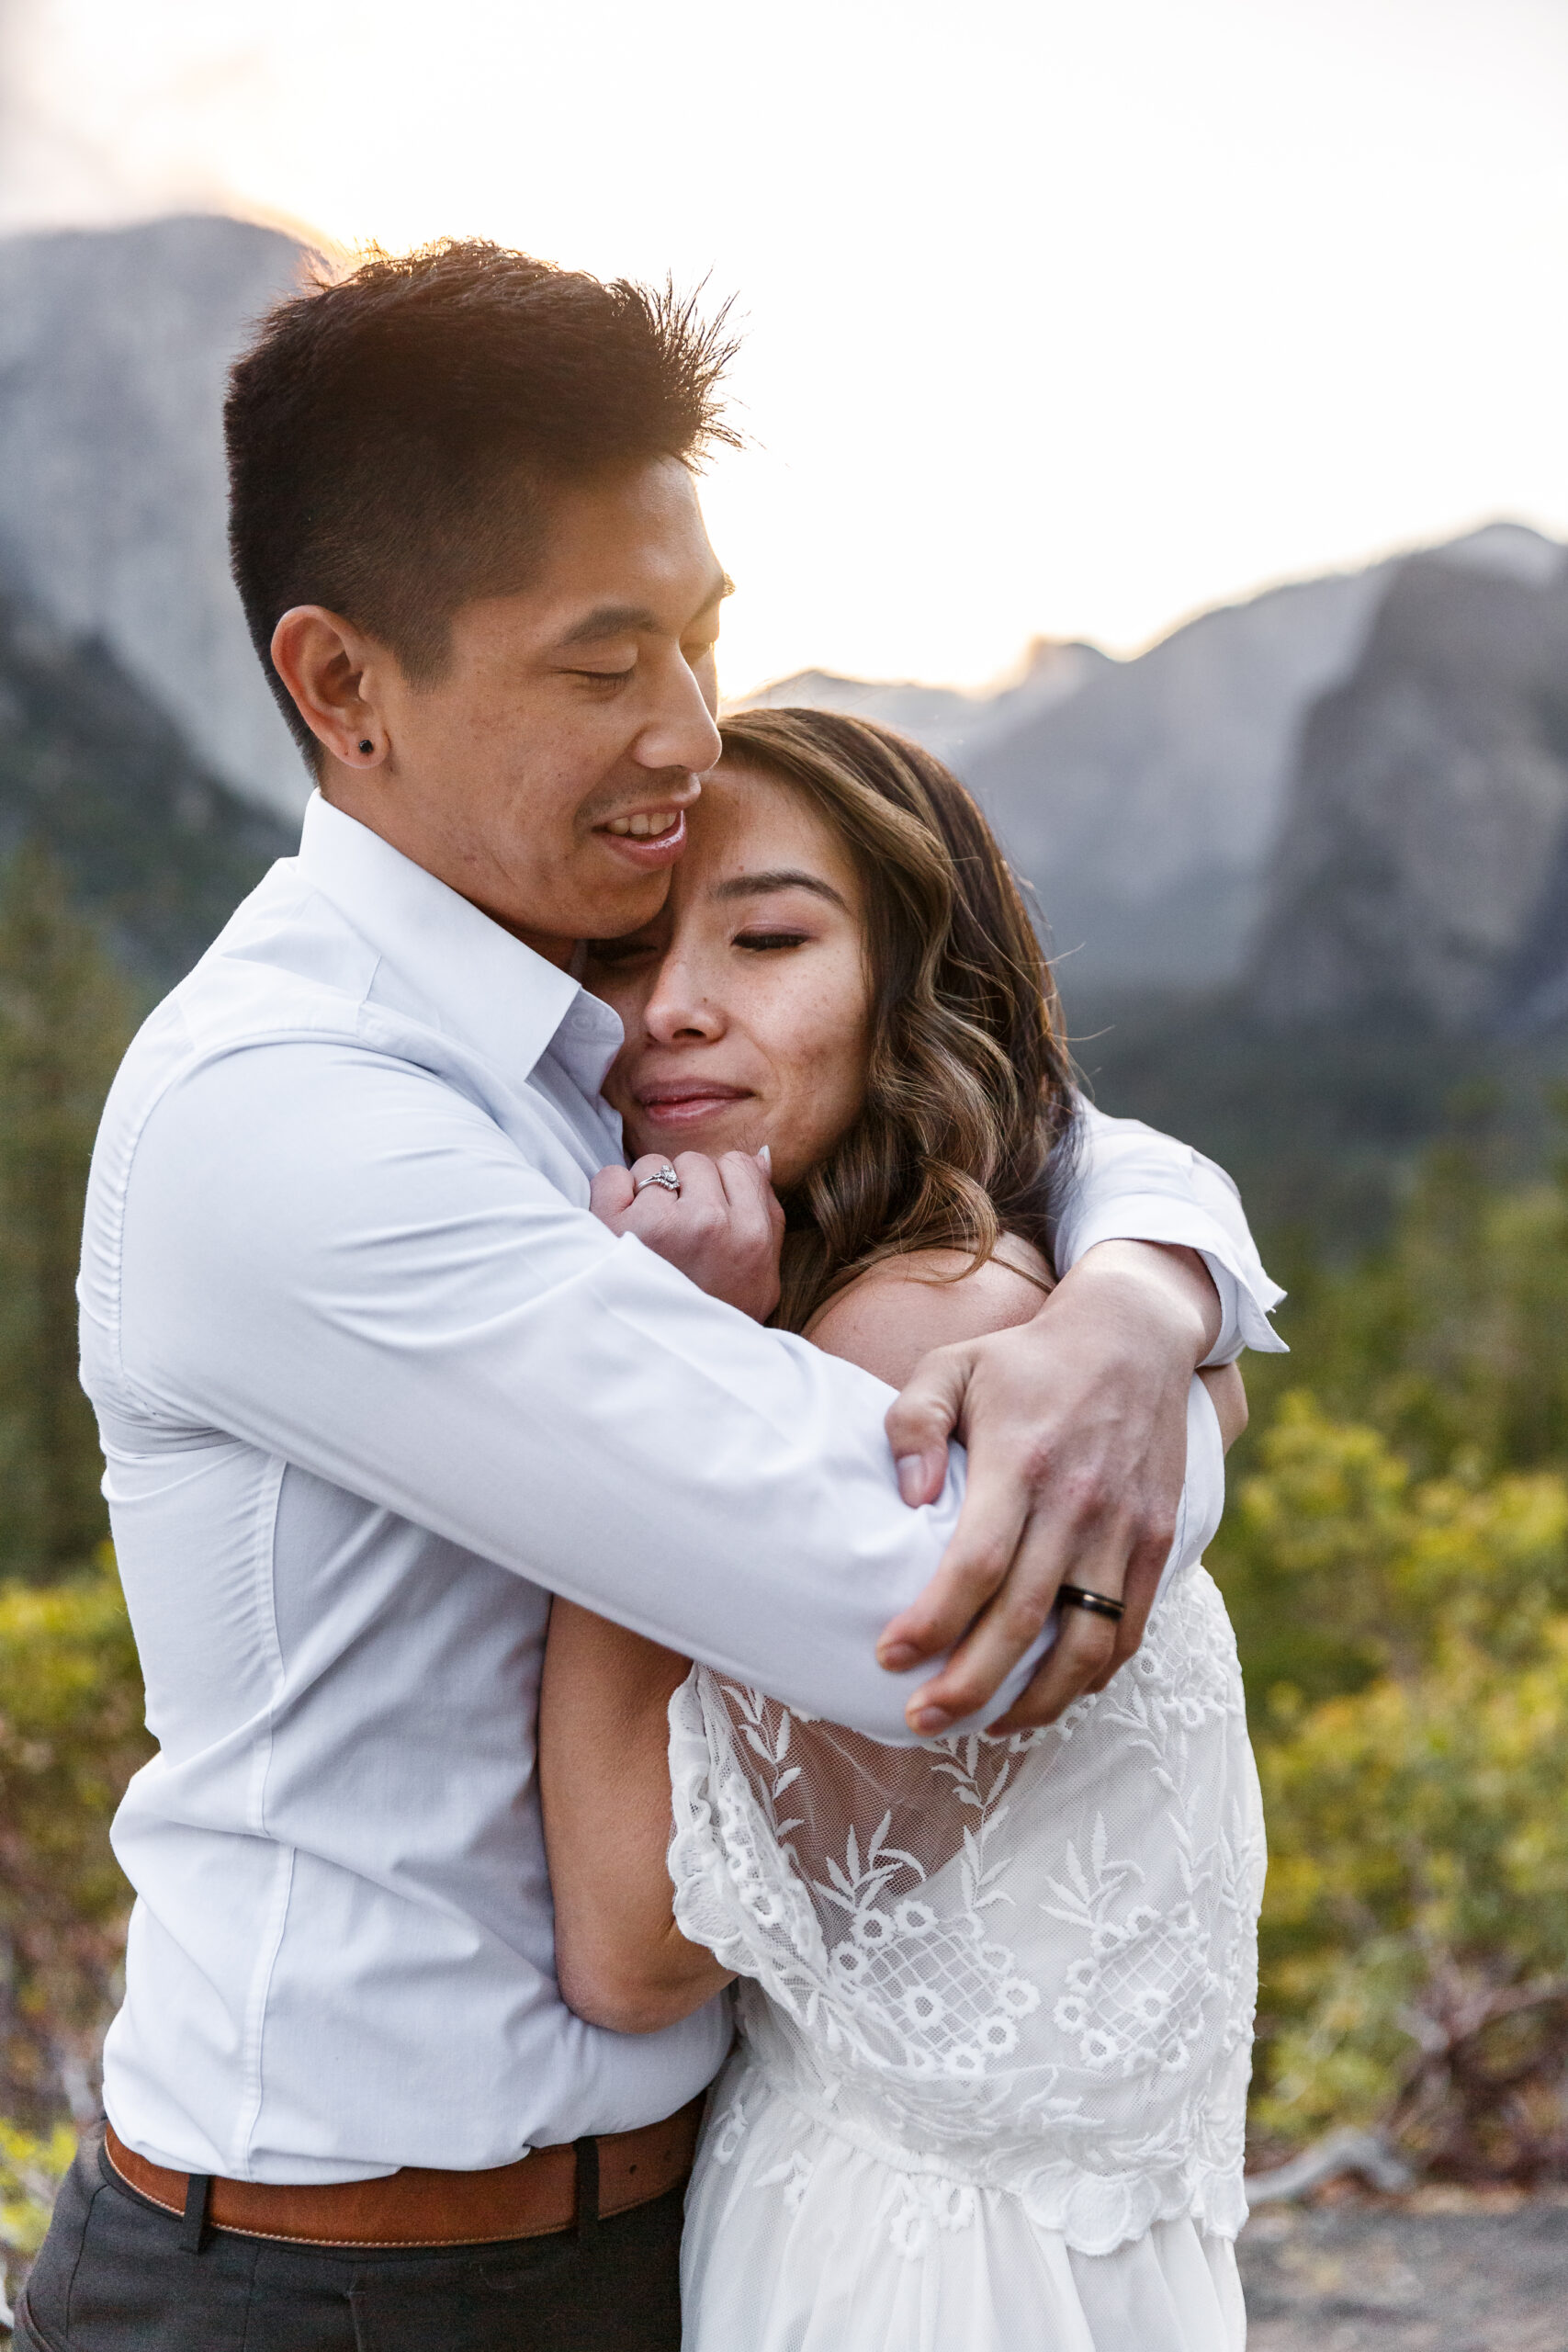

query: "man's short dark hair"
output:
225 239 737 759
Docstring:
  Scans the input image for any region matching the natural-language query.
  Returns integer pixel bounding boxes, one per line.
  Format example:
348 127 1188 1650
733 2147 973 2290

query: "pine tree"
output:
0 845 136 1581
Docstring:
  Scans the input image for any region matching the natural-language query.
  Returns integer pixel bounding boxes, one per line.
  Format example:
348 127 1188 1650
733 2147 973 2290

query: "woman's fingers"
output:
596 1151 780 1318
590 1164 636 1223
715 1147 781 1233
715 1150 785 1313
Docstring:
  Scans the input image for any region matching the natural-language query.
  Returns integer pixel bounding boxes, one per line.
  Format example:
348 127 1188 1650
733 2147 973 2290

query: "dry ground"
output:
1238 2188 1568 2352
6 2188 1563 2346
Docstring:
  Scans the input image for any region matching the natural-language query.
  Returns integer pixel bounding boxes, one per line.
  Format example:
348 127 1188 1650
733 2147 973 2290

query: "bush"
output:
1213 1394 1568 2176
0 1552 152 2125
0 2118 74 2324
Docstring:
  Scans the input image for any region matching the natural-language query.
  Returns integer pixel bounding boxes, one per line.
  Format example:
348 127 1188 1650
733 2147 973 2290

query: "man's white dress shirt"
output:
78 792 1282 2185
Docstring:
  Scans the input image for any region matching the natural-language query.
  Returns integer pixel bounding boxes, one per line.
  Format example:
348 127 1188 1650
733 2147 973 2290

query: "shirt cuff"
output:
1056 1195 1288 1363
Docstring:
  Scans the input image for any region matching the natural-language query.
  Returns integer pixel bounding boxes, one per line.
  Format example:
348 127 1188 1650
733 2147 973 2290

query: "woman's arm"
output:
538 1602 734 2034
1200 1362 1247 1450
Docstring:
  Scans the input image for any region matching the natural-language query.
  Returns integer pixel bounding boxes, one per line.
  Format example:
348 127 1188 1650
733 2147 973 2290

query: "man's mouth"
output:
604 809 682 840
594 806 688 867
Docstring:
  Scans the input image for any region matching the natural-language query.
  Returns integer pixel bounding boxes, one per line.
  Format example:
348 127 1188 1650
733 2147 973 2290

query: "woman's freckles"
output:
588 763 872 1191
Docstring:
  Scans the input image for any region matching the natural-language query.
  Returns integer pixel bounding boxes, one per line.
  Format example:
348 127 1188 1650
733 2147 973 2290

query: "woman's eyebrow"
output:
711 869 850 911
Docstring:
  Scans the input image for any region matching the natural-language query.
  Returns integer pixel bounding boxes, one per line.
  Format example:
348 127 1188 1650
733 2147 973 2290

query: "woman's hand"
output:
878 1240 1224 1735
590 1148 784 1320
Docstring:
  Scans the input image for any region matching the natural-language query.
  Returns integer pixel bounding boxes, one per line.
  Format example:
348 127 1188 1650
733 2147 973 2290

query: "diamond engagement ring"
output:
633 1162 682 1197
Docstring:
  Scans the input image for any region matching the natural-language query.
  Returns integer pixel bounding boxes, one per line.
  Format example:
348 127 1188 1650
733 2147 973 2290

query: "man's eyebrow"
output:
711 868 850 911
557 603 660 647
556 571 734 650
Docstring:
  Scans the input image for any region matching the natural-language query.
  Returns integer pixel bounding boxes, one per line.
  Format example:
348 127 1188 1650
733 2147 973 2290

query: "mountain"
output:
0 212 313 818
0 572 295 988
1247 542 1568 1035
743 523 1566 1001
5 210 1565 1060
963 569 1393 989
735 640 1110 770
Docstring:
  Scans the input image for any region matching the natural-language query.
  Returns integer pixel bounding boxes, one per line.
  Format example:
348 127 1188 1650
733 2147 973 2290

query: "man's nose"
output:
633 648 723 776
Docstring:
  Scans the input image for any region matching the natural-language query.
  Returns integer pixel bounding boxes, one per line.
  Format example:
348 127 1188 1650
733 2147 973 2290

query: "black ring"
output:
1058 1584 1125 1622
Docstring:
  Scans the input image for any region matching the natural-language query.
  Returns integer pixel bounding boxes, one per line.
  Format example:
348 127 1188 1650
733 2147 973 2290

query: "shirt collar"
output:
295 791 624 1093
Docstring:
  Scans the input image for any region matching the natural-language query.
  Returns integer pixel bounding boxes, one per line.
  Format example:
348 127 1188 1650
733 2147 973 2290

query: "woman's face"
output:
587 760 873 1190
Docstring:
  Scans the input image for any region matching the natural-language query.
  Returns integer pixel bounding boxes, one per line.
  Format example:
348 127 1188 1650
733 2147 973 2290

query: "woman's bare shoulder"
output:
805 1238 1052 1387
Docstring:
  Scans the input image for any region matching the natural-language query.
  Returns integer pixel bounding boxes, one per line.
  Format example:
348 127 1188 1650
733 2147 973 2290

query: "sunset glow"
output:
3 0 1565 695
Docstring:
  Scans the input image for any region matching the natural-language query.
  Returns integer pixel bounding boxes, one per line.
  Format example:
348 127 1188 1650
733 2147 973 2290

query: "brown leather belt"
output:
104 2098 704 2249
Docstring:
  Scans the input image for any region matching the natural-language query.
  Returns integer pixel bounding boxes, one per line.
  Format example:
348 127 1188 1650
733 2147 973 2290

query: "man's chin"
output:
575 869 675 944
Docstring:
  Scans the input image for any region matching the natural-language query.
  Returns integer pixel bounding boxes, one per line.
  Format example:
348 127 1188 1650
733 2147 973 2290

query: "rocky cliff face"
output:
959 565 1394 989
750 526 1564 1003
0 213 312 817
6 211 1564 1027
1247 543 1568 1034
743 572 1396 992
0 571 294 986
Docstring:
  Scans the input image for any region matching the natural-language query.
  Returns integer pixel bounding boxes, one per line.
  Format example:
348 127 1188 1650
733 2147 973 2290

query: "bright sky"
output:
3 0 1566 696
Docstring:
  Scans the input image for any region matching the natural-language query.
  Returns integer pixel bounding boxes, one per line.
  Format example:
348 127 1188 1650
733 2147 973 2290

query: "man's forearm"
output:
1046 1238 1222 1363
1055 1099 1285 1361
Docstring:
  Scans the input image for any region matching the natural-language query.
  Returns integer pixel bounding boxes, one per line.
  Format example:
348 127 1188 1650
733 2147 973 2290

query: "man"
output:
18 242 1280 2350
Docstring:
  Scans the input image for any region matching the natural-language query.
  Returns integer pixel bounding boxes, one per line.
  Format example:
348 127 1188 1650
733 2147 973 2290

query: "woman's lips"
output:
636 1085 754 1128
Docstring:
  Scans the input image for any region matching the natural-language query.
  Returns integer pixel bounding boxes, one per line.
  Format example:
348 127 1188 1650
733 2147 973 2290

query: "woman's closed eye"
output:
733 929 812 953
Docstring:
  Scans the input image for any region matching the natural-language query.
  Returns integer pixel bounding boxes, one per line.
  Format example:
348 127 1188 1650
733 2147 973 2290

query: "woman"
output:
539 709 1264 2350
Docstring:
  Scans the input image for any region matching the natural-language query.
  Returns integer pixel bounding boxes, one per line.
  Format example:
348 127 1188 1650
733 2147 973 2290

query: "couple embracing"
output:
17 242 1280 2352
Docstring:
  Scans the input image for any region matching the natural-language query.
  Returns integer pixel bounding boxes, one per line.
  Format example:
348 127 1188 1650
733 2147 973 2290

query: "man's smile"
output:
594 806 689 866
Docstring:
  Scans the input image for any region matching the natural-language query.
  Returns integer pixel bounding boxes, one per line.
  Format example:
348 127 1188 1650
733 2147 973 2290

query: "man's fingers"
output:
883 1344 970 1512
874 1474 1028 1673
1080 1530 1170 1692
898 1497 1130 1732
981 1607 1122 1735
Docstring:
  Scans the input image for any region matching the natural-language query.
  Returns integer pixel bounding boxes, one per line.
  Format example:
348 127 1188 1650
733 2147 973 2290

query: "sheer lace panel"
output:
669 1563 1266 2255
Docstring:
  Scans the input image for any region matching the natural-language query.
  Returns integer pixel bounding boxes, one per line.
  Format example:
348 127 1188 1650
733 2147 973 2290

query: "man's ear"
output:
270 605 392 773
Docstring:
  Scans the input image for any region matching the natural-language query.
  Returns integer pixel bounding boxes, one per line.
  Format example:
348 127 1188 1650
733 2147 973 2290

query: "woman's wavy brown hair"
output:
717 707 1079 1333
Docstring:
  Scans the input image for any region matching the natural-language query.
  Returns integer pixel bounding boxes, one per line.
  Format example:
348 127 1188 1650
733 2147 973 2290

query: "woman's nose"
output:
643 957 724 1044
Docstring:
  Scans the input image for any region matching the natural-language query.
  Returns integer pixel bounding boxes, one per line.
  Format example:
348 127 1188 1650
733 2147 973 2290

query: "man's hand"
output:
877 1241 1222 1736
590 1150 784 1321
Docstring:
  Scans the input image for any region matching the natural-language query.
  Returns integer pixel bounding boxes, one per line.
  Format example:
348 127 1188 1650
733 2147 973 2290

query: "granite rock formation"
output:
0 571 294 987
0 213 313 817
1247 542 1568 1035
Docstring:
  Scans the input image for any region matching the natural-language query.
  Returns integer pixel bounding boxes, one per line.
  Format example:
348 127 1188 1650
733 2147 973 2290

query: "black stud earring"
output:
358 739 374 755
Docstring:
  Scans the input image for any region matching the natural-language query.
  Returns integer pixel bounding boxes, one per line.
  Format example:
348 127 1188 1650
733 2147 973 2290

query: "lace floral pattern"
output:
669 1561 1266 2259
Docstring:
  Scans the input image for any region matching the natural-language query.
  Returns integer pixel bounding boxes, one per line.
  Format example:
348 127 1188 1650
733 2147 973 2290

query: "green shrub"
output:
0 1552 152 2122
1213 1396 1568 2175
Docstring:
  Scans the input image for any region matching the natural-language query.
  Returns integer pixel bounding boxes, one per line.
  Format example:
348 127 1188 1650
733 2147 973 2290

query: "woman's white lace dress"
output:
667 1382 1265 2350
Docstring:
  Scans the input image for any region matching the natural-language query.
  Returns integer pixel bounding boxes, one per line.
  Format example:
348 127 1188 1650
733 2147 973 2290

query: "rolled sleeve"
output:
1055 1102 1286 1363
